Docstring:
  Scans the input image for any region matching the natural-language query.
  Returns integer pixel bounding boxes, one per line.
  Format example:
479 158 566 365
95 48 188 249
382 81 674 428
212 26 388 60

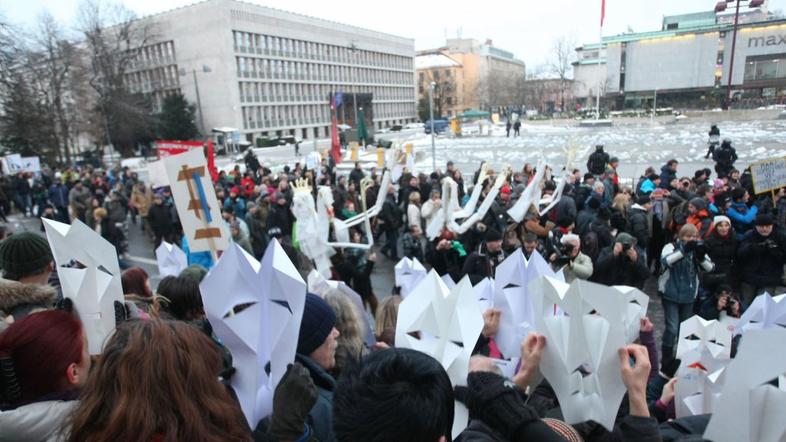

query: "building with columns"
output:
126 0 417 143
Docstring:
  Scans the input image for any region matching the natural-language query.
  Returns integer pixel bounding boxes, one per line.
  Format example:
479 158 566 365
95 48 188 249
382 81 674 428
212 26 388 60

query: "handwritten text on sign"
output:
751 157 786 194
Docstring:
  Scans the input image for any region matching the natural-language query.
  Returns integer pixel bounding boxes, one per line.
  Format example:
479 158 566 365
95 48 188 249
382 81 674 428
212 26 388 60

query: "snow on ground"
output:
407 118 786 182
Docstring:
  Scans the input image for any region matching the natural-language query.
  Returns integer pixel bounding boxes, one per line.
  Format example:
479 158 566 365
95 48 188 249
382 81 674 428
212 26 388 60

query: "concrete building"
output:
573 5 786 110
415 38 525 118
125 0 416 143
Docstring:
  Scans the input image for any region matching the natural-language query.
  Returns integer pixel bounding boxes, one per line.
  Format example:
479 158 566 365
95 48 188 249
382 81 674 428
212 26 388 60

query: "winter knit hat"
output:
297 293 337 356
755 213 775 226
713 215 731 226
689 197 707 212
0 232 54 280
614 232 636 246
485 229 503 243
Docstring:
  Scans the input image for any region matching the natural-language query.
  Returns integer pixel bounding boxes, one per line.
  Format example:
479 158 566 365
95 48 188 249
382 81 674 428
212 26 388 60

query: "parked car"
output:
424 119 449 134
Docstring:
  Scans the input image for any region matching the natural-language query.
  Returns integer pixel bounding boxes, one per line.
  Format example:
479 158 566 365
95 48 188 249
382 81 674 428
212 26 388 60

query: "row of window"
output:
235 57 413 85
232 30 412 70
126 66 180 95
238 81 413 103
241 102 413 130
744 56 786 81
128 41 176 71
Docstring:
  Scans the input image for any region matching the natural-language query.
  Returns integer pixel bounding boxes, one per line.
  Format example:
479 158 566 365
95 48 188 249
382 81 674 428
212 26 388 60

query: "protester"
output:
594 233 650 288
737 212 786 304
295 293 340 442
658 224 714 363
0 310 89 441
65 320 250 441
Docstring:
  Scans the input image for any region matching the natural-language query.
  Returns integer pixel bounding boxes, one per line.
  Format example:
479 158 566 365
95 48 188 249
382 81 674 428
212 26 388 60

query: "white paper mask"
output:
734 293 786 336
155 240 188 277
42 218 123 355
395 271 484 437
532 277 648 431
493 250 560 358
199 240 306 427
394 257 427 298
704 328 786 442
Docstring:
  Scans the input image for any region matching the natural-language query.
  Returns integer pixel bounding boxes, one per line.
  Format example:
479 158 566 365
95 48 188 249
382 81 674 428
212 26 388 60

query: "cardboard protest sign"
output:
163 149 229 253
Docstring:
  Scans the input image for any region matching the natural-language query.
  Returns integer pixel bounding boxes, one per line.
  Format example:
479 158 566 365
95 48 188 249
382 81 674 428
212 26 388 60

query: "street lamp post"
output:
429 81 436 171
716 0 766 109
180 65 211 135
348 42 360 129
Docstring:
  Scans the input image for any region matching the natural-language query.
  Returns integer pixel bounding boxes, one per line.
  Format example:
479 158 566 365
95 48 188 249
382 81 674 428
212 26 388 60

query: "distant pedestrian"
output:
505 120 512 137
513 120 521 137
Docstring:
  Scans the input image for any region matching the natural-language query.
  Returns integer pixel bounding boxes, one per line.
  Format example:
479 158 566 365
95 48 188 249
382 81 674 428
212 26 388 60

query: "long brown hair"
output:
67 321 250 442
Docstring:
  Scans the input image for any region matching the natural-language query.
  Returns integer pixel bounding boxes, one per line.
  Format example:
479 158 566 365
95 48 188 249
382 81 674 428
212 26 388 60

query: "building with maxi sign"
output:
125 0 416 144
572 4 786 110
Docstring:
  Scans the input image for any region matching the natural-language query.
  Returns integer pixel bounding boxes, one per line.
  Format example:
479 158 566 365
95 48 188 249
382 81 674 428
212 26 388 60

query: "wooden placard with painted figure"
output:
164 148 229 254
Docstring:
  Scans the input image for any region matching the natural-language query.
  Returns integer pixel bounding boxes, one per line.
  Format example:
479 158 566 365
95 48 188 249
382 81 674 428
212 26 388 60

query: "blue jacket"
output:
48 184 69 208
727 202 757 239
296 353 336 442
223 196 247 219
658 241 714 304
640 179 656 194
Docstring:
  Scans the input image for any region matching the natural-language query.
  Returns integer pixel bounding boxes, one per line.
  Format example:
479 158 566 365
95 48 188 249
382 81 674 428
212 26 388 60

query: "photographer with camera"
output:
698 284 743 320
658 224 714 365
737 213 786 306
593 232 650 288
549 234 593 283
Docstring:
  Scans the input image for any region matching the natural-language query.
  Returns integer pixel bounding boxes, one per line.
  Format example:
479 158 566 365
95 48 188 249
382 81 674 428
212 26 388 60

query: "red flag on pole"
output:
330 95 342 164
600 0 606 27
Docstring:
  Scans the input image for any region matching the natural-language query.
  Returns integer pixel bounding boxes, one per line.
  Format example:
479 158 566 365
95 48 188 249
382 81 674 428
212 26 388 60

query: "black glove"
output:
455 371 553 442
539 214 550 227
56 297 74 313
683 241 697 253
268 362 318 441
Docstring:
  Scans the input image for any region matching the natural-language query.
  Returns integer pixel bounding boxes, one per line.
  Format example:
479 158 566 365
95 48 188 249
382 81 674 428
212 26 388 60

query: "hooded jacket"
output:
658 241 714 303
295 354 336 442
0 278 57 323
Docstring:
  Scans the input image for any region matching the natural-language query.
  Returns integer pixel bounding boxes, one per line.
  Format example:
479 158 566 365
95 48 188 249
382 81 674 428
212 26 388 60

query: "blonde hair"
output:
324 290 365 372
408 191 421 205
612 193 630 217
93 207 108 219
374 295 402 338
679 223 698 240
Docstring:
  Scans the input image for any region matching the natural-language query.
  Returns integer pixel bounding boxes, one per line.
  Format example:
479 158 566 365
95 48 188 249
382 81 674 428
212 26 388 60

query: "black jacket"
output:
462 242 506 285
380 194 403 231
627 206 650 248
703 229 738 288
267 204 295 237
737 228 786 287
593 246 650 289
587 151 610 175
148 203 172 236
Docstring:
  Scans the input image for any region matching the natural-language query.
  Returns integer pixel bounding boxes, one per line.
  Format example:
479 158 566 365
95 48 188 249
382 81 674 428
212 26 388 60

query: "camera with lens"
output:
554 242 574 266
621 242 632 253
725 297 739 316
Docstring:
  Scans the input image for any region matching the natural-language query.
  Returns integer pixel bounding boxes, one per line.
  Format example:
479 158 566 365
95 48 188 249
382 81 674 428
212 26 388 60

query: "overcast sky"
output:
3 0 786 69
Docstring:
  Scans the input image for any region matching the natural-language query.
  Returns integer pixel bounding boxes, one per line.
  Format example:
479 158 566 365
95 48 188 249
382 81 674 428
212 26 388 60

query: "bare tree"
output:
24 12 83 163
548 36 577 113
77 0 156 156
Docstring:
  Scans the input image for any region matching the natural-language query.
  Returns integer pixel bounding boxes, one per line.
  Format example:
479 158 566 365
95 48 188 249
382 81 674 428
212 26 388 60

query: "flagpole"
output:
596 0 604 121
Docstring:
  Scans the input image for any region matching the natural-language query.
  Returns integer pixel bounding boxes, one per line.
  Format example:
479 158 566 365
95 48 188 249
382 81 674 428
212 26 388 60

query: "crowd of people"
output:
0 127 780 441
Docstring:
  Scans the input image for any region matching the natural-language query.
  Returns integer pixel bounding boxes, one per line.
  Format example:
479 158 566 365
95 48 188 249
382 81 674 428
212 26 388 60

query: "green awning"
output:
457 110 491 120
